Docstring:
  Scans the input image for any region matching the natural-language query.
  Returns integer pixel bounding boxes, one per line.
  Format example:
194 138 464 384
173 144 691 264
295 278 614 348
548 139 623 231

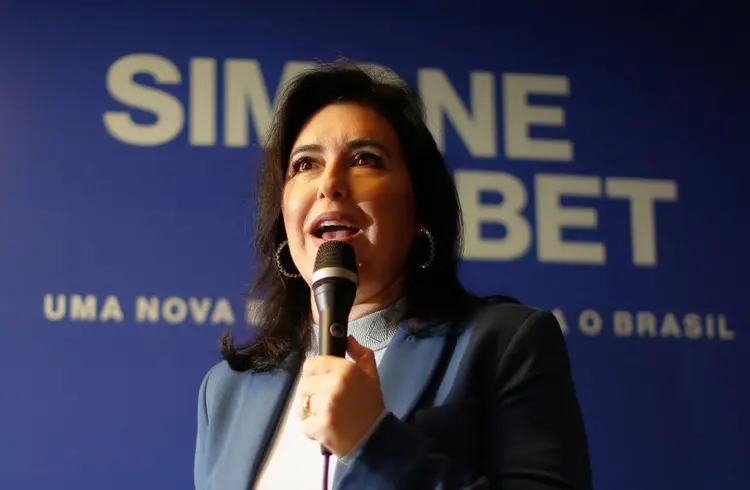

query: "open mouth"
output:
313 222 361 240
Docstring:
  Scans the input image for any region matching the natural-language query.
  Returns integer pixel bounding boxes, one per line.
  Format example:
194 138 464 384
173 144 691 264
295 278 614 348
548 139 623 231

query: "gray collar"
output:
310 298 406 355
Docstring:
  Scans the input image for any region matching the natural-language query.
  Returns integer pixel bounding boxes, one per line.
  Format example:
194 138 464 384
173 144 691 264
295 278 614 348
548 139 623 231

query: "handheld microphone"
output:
313 240 358 360
311 240 358 459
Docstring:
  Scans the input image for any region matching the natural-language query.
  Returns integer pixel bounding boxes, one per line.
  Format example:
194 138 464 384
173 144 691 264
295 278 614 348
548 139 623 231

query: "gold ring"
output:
302 395 311 416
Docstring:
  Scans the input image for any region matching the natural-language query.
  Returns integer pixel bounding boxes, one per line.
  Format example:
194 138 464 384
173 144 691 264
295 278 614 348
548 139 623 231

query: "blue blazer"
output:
193 300 593 490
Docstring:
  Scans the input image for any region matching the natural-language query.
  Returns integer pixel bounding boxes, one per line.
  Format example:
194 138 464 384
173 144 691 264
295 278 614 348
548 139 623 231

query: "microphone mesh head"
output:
314 241 357 273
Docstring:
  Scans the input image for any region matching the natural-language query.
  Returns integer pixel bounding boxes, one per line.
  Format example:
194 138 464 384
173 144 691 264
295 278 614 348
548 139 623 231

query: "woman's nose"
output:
317 161 349 201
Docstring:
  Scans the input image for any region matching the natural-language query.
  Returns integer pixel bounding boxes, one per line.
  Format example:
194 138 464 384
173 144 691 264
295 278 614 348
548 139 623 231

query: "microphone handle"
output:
314 278 354 457
319 308 348 358
319 307 349 456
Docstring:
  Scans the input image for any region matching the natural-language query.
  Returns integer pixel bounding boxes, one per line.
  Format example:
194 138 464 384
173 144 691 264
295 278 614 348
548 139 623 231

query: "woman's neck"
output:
309 274 405 324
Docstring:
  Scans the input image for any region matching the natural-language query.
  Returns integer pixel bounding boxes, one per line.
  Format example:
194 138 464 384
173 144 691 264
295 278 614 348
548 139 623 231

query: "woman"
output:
194 60 593 490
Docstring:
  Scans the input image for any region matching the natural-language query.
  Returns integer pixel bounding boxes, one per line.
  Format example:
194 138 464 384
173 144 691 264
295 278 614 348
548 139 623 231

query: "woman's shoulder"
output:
197 353 299 410
198 360 250 405
457 295 567 358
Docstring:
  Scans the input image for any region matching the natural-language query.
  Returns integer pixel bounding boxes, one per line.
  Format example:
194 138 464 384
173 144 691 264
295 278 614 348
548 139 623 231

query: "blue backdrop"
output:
1 2 747 489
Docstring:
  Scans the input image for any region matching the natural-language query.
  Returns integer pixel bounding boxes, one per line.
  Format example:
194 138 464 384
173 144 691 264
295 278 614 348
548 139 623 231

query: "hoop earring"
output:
275 240 301 278
417 228 435 269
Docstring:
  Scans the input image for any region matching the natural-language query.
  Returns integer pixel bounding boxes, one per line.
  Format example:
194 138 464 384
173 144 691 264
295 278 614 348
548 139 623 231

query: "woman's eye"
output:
291 157 315 173
353 152 382 167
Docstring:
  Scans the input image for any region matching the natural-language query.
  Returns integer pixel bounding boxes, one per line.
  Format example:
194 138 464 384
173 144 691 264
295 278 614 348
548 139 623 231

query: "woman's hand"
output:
298 336 386 457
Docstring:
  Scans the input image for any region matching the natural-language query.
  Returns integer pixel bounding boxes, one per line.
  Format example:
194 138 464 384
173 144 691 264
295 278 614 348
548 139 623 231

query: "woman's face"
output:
281 102 416 304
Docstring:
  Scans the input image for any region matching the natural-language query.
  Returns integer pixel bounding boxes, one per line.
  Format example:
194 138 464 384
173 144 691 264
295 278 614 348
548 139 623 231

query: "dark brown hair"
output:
220 59 481 372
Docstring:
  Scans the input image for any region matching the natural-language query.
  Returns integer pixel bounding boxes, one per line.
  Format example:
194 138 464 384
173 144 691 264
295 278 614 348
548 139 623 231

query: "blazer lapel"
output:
243 352 302 490
332 321 450 488
377 320 450 420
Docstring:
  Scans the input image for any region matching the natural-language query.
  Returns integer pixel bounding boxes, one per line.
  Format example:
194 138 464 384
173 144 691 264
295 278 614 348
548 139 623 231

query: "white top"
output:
254 349 388 490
